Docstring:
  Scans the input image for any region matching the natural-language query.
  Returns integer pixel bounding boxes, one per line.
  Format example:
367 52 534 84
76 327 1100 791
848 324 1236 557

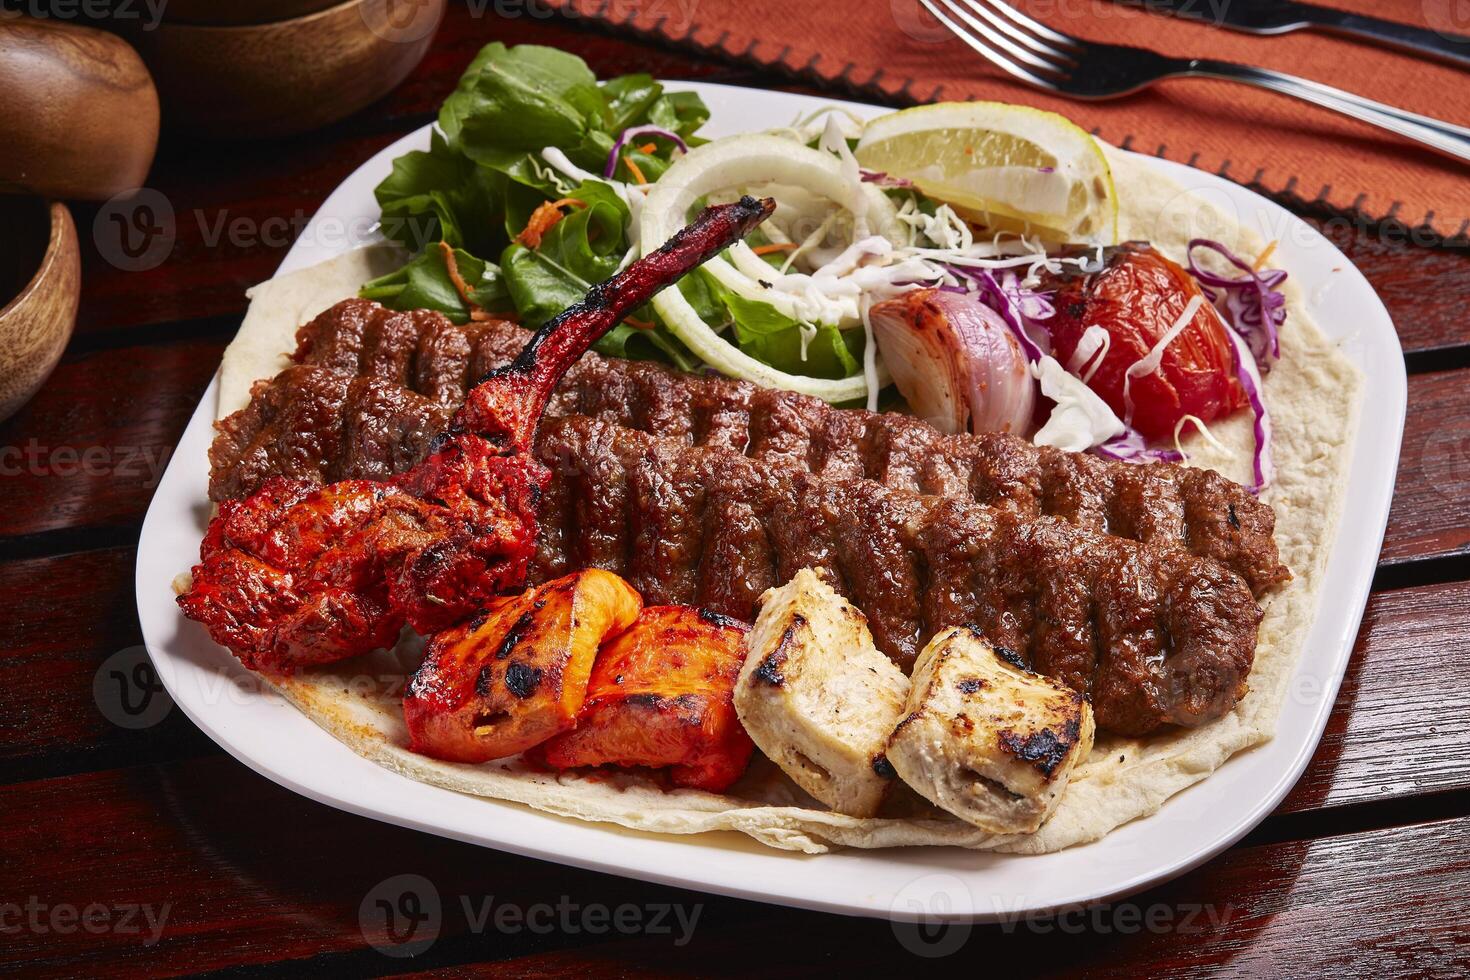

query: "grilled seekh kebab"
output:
205 316 1272 737
177 196 777 673
532 415 1260 736
211 298 1288 596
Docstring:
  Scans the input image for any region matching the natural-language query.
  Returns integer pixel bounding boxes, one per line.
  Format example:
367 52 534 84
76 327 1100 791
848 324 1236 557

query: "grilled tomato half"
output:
1041 242 1245 441
538 606 755 792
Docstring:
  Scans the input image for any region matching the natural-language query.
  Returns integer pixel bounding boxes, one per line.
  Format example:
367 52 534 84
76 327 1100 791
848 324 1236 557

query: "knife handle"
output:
1189 59 1470 164
1306 5 1470 70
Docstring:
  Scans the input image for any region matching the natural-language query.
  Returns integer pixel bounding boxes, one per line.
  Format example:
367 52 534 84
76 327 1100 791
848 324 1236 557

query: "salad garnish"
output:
1187 238 1288 370
364 42 1287 491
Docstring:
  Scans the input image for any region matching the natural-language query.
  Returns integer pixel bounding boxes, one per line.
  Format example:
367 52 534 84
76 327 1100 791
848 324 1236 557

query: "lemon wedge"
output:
855 102 1118 244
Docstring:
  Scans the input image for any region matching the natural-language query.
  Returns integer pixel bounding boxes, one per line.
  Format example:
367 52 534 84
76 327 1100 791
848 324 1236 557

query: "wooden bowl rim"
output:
152 0 444 34
0 201 74 323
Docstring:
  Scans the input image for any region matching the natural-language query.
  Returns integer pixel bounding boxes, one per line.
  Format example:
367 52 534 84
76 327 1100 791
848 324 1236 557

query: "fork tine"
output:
930 0 1073 72
979 0 1084 51
956 0 1076 61
921 0 1062 90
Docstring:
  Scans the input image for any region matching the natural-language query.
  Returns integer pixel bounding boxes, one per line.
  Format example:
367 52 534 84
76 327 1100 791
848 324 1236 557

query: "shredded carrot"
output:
637 141 656 154
622 153 648 185
438 241 494 321
1252 240 1279 271
624 316 655 331
515 197 587 249
752 242 797 256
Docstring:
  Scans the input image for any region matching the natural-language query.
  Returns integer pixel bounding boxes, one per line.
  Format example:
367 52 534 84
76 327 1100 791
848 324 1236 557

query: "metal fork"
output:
920 0 1470 163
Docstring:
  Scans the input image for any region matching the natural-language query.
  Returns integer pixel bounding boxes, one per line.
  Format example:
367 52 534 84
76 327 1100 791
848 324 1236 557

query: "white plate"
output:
136 83 1404 922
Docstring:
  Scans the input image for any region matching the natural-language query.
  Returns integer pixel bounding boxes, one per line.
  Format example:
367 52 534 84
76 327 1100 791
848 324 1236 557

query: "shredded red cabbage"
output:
998 269 1055 321
1186 238 1286 370
1094 428 1183 464
946 265 1051 364
603 125 688 179
1221 324 1274 494
858 168 915 188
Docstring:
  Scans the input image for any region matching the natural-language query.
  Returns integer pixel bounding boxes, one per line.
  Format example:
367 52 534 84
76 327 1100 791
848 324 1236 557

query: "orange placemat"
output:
549 0 1470 239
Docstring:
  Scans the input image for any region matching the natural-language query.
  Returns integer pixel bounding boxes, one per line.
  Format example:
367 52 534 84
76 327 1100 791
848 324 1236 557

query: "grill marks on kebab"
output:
210 303 1287 596
196 234 1283 738
534 416 1260 737
177 196 778 674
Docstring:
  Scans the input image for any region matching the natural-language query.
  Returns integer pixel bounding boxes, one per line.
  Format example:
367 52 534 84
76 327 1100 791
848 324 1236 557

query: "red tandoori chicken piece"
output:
176 197 775 674
538 606 755 792
402 570 642 763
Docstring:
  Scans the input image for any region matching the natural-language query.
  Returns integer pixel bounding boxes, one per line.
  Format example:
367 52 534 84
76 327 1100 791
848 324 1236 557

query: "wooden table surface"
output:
3 7 1468 977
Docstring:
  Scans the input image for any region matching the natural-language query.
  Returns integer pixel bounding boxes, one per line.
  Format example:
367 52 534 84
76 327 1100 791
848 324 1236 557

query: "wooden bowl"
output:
0 18 159 201
128 0 446 139
160 0 344 25
0 200 80 424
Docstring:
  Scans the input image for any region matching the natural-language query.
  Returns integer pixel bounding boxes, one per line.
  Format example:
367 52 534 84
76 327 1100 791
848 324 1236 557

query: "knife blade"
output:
1115 0 1470 70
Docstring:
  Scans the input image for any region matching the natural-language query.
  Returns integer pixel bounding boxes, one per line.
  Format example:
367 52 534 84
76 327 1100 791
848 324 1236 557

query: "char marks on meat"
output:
533 415 1260 736
208 300 1284 735
211 300 1288 597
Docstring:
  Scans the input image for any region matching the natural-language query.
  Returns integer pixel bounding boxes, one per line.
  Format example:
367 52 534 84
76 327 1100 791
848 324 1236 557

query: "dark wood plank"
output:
0 756 754 977
0 549 217 783
72 8 755 337
5 553 1468 815
5 539 1470 811
74 130 411 336
1278 579 1470 813
1 752 1462 977
0 338 224 539
1304 216 1470 359
2 8 1466 977
409 811 1470 979
8 334 1462 571
1381 367 1470 565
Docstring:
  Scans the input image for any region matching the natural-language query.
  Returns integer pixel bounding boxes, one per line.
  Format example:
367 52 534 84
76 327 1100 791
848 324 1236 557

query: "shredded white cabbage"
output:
1121 294 1204 424
859 294 880 412
766 105 867 145
1172 414 1233 462
529 153 576 197
1031 355 1125 452
819 116 868 238
1066 324 1111 383
895 199 974 251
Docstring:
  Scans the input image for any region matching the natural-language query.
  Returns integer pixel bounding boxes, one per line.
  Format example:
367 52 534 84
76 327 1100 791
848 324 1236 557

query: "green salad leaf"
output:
359 246 512 325
724 290 862 381
500 179 628 325
374 130 507 257
686 270 863 380
440 43 609 170
365 42 713 367
602 73 663 133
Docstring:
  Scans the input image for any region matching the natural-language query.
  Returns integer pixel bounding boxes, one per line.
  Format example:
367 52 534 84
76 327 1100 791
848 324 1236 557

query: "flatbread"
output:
206 147 1362 853
217 244 406 417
